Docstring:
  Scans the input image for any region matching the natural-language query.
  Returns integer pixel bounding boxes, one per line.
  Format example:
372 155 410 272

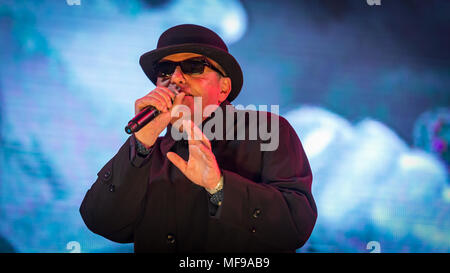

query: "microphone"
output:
124 106 160 134
124 84 180 134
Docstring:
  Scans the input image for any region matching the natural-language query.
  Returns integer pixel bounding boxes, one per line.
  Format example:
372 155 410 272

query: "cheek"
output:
202 86 221 105
202 94 216 107
188 77 221 106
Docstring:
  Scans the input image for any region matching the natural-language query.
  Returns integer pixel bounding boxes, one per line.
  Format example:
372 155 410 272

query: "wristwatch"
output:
209 189 224 206
207 176 224 206
206 176 223 195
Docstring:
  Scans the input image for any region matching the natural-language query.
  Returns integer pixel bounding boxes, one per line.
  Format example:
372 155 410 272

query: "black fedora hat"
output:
139 24 243 102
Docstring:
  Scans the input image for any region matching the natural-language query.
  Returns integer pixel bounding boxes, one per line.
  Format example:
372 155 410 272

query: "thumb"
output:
172 92 186 107
169 92 187 121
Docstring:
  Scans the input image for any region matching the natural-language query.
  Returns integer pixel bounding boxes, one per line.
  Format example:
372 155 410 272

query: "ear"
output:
218 77 232 103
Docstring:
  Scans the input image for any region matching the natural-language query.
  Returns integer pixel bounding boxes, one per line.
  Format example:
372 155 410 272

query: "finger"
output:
167 91 187 122
153 88 173 109
183 120 211 150
182 119 195 142
136 96 161 113
147 91 173 112
136 96 167 113
172 91 186 107
183 119 202 142
155 86 177 100
166 152 188 173
190 142 216 162
156 86 177 102
148 92 170 111
191 120 212 149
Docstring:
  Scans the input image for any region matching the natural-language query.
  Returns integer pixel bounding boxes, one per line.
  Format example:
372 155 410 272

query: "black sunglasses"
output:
154 57 225 78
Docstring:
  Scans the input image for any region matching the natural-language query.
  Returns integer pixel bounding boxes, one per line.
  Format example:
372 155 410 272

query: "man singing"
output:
80 24 317 252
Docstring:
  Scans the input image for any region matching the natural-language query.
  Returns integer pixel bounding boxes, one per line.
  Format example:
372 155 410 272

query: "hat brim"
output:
139 43 243 102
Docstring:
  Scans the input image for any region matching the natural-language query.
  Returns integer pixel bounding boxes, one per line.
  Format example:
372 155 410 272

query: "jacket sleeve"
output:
217 118 317 251
79 135 152 243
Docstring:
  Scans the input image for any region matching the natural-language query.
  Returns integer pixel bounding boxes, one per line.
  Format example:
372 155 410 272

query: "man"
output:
80 24 317 252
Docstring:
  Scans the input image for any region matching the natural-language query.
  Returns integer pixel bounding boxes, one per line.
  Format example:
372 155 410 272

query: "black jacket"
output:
80 102 317 252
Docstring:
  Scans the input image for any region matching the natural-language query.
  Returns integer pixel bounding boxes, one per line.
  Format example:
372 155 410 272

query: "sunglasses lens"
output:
156 59 208 77
180 60 205 74
156 62 177 77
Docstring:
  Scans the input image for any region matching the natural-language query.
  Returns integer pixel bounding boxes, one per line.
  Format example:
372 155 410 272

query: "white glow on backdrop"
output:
303 128 335 157
285 106 449 252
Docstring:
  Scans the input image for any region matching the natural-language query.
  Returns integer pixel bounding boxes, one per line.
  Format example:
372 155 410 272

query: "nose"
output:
170 66 186 85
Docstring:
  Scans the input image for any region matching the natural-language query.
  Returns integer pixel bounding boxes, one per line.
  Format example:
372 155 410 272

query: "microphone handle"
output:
124 106 160 134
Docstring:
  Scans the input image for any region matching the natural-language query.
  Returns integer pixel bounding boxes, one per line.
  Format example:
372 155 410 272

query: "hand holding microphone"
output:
127 81 185 148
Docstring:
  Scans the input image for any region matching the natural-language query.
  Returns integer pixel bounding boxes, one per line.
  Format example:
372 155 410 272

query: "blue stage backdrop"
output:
0 0 449 253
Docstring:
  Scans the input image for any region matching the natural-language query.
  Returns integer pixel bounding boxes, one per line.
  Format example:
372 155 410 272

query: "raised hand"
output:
166 119 222 190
